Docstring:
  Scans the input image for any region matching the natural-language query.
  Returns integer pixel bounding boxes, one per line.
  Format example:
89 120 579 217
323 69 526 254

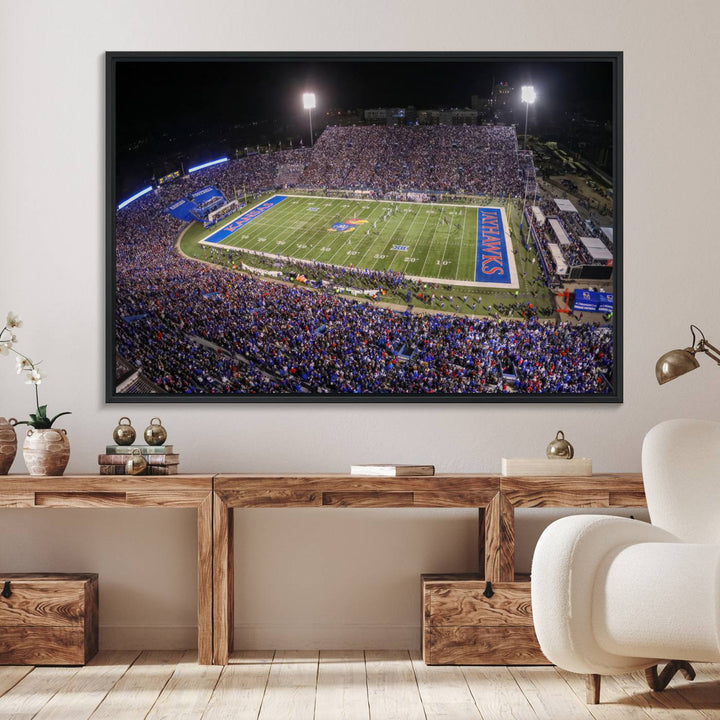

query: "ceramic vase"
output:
22 428 70 476
0 417 17 475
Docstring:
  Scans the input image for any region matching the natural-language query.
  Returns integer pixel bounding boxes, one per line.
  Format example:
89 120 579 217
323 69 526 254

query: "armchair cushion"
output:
594 541 720 662
531 514 680 674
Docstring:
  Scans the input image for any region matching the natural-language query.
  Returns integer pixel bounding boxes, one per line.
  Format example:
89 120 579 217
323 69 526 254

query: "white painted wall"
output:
1 0 718 649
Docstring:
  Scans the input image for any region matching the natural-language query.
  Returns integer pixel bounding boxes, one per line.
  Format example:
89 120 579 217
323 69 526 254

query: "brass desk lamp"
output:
656 325 720 384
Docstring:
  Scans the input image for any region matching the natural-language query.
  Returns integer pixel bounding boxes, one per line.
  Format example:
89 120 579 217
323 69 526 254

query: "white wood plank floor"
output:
0 651 717 720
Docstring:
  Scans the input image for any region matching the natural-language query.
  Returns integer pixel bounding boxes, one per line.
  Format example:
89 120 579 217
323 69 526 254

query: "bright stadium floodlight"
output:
117 185 153 210
188 157 228 174
521 85 536 150
303 92 316 147
521 85 537 104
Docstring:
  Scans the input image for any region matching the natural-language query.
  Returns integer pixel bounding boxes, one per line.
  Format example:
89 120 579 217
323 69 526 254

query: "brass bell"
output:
546 430 574 459
125 448 147 475
113 417 136 446
144 417 167 446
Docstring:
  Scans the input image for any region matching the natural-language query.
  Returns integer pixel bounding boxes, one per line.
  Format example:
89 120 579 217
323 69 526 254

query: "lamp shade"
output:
655 348 700 385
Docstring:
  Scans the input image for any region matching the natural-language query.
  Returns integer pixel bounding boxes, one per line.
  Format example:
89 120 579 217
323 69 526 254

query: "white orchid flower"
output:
3 310 71 429
25 368 46 385
6 312 22 329
16 356 33 373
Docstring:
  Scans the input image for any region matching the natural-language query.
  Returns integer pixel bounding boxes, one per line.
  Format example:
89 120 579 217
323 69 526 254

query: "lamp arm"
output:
698 339 720 365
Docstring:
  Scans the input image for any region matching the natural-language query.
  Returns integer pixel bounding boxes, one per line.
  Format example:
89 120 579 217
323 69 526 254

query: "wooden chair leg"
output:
645 661 696 692
586 674 601 704
586 661 695 705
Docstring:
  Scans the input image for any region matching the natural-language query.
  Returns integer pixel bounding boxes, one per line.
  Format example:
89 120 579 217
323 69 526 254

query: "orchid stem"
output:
9 346 35 370
2 328 41 411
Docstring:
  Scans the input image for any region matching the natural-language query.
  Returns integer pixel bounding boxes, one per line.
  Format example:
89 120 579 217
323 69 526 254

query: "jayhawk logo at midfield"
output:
328 219 368 233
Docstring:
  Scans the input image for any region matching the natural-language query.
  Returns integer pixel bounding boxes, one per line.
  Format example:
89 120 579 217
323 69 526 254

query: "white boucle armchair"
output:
531 418 720 704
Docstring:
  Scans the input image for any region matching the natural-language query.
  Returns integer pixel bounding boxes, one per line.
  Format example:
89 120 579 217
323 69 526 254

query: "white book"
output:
350 464 435 477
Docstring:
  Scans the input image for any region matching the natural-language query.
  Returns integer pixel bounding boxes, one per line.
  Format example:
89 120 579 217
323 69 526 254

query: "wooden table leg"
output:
213 492 234 665
197 493 213 665
483 492 515 582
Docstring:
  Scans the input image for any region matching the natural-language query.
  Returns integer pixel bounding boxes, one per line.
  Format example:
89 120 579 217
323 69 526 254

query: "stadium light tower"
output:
303 92 316 147
521 85 536 150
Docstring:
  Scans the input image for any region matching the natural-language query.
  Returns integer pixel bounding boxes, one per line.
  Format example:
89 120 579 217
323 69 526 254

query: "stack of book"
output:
98 445 180 475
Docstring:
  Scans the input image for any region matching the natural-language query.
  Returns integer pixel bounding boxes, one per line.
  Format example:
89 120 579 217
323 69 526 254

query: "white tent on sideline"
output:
579 236 613 262
532 206 546 225
548 218 572 246
547 243 568 275
554 198 578 213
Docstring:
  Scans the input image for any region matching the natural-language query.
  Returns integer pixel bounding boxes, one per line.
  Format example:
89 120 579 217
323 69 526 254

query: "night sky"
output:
113 55 615 196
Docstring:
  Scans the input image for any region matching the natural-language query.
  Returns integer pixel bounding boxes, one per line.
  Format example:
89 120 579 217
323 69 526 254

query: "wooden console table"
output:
0 473 647 666
212 473 645 665
0 475 214 665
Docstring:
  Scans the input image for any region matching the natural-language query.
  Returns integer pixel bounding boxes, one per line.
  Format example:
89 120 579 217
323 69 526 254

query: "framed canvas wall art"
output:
107 52 622 402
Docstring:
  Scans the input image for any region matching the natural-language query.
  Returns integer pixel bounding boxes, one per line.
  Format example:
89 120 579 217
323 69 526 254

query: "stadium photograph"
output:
107 53 620 401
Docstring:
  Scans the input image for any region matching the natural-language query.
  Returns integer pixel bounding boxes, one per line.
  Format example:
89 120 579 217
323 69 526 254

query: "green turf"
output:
197 194 492 284
179 192 556 318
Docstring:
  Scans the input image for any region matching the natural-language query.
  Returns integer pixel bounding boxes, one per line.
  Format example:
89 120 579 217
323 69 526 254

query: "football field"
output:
198 194 519 288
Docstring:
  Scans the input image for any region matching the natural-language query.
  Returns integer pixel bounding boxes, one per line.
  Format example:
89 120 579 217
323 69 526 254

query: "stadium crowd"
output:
298 125 524 197
130 124 526 210
115 188 613 395
142 148 311 212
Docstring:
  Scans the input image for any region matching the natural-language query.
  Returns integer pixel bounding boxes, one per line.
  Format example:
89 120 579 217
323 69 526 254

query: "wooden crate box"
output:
0 573 98 665
422 573 548 665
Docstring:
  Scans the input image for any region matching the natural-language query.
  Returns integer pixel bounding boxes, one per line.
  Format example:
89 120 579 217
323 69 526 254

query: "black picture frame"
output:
107 51 622 403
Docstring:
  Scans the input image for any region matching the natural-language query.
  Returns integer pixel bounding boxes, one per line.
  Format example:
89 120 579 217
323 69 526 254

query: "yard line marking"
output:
435 211 455 275
341 201 390 269
294 198 362 265
390 207 431 274
359 205 416 271
454 207 469 281
232 197 339 259
280 201 342 259
417 207 444 279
